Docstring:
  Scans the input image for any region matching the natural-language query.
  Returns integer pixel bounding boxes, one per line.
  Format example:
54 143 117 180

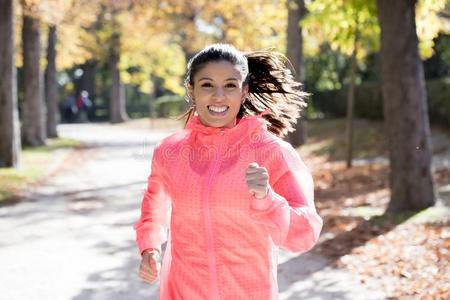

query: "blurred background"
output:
0 0 449 299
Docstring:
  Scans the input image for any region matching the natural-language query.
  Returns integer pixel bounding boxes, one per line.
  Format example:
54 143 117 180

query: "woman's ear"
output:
186 83 194 101
241 83 249 103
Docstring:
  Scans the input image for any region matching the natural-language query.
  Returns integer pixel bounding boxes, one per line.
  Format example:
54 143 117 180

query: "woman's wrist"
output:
142 248 160 257
251 185 273 211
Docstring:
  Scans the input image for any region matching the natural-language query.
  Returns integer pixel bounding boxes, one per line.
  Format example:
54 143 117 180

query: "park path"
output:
0 122 386 300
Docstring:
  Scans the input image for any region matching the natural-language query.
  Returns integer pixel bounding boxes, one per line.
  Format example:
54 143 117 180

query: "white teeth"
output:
208 105 228 113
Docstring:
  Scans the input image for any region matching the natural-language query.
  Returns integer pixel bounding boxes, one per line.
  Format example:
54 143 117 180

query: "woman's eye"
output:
201 83 213 87
225 84 237 88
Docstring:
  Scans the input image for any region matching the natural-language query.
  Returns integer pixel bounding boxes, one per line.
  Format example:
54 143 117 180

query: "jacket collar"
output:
184 108 272 146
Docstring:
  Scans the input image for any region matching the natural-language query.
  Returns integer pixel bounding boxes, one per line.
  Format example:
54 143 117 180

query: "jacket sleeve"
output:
249 142 323 253
133 142 172 256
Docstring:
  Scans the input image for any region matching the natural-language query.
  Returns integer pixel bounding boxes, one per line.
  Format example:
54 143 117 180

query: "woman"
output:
134 43 323 299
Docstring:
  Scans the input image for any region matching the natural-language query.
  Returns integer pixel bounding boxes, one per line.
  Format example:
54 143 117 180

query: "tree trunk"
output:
45 25 59 138
22 14 46 146
376 0 435 212
0 0 21 168
285 0 307 147
109 31 128 123
345 47 356 169
345 20 359 169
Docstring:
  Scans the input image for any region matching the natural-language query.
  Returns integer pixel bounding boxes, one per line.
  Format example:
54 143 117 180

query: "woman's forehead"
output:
195 61 244 81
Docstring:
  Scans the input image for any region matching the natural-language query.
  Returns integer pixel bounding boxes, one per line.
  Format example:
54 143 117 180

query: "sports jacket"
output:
134 109 323 299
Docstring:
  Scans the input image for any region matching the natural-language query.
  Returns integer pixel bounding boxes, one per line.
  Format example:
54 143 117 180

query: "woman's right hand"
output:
139 248 161 284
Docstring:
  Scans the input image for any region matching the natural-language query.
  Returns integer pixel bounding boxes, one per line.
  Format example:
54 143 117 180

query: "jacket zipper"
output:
203 128 225 300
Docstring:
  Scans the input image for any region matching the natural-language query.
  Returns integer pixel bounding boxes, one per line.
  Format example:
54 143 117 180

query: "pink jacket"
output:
134 109 323 299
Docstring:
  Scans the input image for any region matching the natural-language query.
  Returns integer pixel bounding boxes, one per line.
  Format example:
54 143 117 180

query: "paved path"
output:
0 123 386 300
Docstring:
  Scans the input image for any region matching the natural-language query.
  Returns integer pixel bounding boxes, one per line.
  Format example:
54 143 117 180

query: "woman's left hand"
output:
245 162 269 199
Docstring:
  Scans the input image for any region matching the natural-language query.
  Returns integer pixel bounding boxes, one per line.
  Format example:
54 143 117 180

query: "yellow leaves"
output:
13 0 448 97
20 0 75 24
303 0 379 58
149 44 186 95
56 22 94 69
139 80 153 94
118 30 186 95
305 0 447 60
416 0 448 58
21 0 41 16
37 0 72 24
163 77 185 95
190 0 286 52
13 0 102 69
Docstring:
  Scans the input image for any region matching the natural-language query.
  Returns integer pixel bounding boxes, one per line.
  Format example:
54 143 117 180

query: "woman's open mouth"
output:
207 105 229 116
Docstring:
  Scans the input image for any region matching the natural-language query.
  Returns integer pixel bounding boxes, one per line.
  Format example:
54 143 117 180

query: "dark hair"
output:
177 43 308 138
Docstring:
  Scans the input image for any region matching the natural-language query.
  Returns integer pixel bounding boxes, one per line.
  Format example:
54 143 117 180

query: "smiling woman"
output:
134 43 323 300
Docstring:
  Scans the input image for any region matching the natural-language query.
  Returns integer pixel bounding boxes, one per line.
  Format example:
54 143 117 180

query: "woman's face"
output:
188 60 248 129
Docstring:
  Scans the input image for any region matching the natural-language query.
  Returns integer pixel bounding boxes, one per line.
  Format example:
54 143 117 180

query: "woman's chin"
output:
202 117 235 129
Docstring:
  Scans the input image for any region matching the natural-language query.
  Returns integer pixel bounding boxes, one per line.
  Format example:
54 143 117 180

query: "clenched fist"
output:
245 162 269 199
139 248 161 284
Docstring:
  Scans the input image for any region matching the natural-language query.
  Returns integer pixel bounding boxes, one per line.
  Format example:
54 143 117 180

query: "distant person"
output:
75 90 92 122
62 94 77 123
133 43 323 299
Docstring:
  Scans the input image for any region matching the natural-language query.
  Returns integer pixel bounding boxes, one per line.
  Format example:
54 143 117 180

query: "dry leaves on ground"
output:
309 160 449 299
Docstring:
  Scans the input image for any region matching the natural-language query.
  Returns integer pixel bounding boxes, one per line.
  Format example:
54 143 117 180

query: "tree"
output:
45 25 59 137
0 0 21 168
21 2 46 146
303 0 379 168
42 0 89 136
73 0 289 122
285 0 307 147
93 0 182 123
109 26 129 123
376 0 435 212
161 1 208 62
205 0 287 51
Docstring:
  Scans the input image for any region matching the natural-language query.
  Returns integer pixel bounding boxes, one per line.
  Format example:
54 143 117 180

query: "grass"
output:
301 117 449 162
0 138 81 203
349 205 450 225
349 206 450 226
302 118 388 161
22 137 80 152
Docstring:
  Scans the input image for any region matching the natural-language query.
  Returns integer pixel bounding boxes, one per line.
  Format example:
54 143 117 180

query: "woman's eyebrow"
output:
198 77 239 81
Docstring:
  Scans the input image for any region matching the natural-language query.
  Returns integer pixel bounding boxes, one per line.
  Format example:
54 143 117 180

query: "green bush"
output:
153 95 188 118
311 78 450 126
427 78 450 126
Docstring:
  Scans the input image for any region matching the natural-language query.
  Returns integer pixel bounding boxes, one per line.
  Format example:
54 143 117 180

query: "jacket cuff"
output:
250 185 275 211
141 248 161 257
137 238 162 256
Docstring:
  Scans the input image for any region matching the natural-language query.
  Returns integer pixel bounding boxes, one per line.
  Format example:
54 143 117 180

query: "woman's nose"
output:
213 87 225 98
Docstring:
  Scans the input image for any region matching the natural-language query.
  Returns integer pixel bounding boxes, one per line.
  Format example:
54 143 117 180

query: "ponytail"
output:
239 50 308 137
